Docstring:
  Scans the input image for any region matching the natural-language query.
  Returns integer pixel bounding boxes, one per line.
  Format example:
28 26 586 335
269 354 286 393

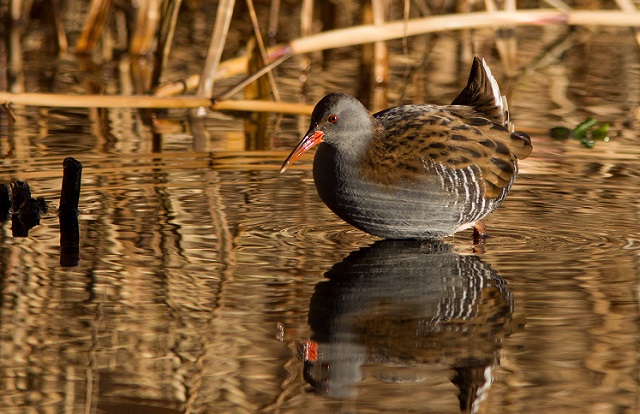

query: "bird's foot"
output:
473 221 487 253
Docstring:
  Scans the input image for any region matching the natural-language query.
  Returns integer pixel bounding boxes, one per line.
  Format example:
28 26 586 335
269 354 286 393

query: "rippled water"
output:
1 9 640 414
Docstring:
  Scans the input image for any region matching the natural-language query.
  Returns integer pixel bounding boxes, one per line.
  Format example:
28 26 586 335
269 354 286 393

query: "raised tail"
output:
452 57 531 160
451 57 508 127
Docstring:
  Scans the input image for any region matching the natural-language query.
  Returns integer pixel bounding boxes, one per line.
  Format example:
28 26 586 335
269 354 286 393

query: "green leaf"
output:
591 122 610 141
550 126 571 140
571 117 597 139
550 118 612 148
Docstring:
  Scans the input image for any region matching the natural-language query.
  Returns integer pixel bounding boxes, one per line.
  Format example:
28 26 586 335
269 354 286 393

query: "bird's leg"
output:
472 220 487 252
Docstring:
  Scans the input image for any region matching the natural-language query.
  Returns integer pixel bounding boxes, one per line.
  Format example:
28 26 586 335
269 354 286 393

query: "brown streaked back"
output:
359 104 531 199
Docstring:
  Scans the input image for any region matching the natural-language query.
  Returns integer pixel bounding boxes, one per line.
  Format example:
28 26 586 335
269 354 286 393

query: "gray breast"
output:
313 143 514 239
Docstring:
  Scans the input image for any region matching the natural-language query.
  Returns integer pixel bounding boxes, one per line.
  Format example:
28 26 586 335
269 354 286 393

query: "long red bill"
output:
280 130 324 173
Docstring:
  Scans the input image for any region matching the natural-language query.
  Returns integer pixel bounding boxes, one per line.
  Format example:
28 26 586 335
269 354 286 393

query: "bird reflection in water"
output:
299 240 518 413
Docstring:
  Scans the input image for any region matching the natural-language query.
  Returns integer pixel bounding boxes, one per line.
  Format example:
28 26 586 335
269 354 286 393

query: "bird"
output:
280 57 532 240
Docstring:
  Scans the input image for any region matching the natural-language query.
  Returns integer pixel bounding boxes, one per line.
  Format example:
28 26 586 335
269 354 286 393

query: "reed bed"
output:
1 1 639 116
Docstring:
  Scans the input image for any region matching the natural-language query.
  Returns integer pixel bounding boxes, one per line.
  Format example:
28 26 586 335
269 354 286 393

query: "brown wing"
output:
360 106 532 199
450 56 532 161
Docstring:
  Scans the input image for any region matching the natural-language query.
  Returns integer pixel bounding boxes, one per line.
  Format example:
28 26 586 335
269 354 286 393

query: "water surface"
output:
1 13 640 414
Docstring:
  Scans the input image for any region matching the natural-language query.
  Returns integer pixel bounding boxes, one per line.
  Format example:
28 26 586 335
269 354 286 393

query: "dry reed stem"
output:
542 0 571 11
371 0 390 110
0 92 314 114
75 0 113 53
402 0 410 53
150 0 183 91
286 10 614 54
51 0 69 53
154 74 202 97
287 9 640 52
212 52 292 101
613 0 640 48
268 0 281 38
9 0 24 20
195 0 236 103
8 0 28 93
245 0 281 101
129 0 161 55
213 99 313 114
567 10 640 25
298 0 313 85
153 45 293 97
244 37 273 150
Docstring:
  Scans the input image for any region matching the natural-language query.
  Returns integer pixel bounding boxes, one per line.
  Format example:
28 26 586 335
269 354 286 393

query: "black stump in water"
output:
59 157 82 215
0 184 10 221
59 157 82 267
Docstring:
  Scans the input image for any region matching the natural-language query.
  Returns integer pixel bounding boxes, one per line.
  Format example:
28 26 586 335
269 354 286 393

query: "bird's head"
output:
280 93 371 173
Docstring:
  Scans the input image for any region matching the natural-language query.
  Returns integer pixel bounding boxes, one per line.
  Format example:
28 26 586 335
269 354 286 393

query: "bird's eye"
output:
328 114 338 123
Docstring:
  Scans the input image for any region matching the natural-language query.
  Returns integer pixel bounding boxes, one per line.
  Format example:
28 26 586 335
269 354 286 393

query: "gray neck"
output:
331 117 376 165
